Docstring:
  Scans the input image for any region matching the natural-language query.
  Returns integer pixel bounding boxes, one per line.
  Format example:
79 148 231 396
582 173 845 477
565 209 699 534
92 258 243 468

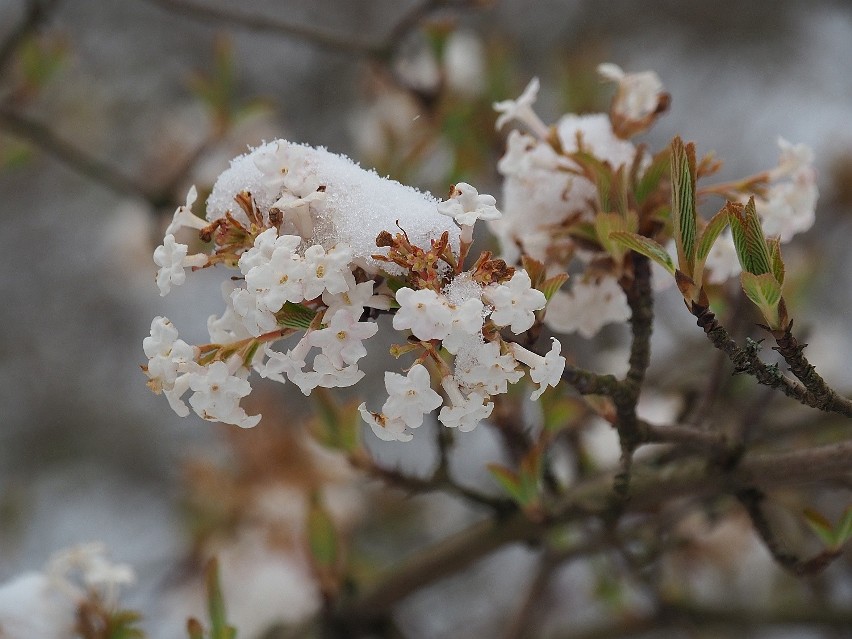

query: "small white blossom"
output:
597 62 665 123
771 137 815 180
322 277 389 321
187 361 260 428
442 297 486 354
208 282 253 343
544 277 630 339
311 353 364 388
302 243 354 300
443 31 486 96
484 270 546 334
455 341 523 395
510 338 566 400
239 228 300 274
308 310 378 367
258 338 319 395
245 245 307 313
253 142 291 196
358 403 412 442
143 317 197 416
493 77 549 139
153 234 207 296
393 287 453 341
382 364 443 429
271 171 327 238
47 542 135 606
438 376 493 432
165 185 206 236
437 182 501 231
231 287 279 337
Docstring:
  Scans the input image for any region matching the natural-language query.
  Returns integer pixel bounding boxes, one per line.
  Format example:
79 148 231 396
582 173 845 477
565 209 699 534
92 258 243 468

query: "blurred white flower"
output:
598 62 665 124
544 277 630 338
443 30 486 96
494 77 550 139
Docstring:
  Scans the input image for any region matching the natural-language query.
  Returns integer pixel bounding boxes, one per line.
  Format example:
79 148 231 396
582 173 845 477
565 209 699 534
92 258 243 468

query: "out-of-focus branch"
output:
0 106 153 199
336 439 852 627
0 0 61 77
142 0 488 60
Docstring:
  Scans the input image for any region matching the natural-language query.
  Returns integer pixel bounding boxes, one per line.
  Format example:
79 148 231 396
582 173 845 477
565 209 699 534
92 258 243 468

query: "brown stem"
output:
773 326 852 416
691 303 852 417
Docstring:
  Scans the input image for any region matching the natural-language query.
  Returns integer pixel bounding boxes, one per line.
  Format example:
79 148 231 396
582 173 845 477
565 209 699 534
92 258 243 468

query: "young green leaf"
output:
204 558 237 639
487 464 525 504
728 198 773 276
308 495 339 569
634 148 670 205
767 236 786 285
538 273 569 302
670 137 698 275
609 231 676 276
693 206 730 289
740 272 783 329
276 302 319 330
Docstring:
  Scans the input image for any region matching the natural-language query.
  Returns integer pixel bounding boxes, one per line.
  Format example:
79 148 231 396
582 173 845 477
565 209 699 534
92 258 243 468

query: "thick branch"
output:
337 439 852 626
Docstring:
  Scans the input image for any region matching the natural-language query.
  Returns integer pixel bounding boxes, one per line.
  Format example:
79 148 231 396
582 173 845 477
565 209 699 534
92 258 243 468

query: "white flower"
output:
442 297 486 354
455 341 523 395
392 287 453 341
153 234 207 296
239 228 300 274
311 353 364 388
544 276 630 339
302 243 354 300
47 542 135 607
382 364 443 429
322 277 389 320
230 287 279 337
493 77 549 139
484 270 546 334
165 185 206 236
143 317 198 416
358 403 412 442
308 310 378 367
208 282 253 343
443 31 486 97
258 338 320 395
187 361 260 428
253 142 291 196
244 240 307 312
437 182 501 229
771 137 815 180
271 172 327 238
597 62 665 123
510 338 565 400
438 376 493 432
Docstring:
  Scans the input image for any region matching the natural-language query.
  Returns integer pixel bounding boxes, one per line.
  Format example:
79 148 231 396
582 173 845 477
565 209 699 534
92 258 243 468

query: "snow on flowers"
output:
144 140 566 437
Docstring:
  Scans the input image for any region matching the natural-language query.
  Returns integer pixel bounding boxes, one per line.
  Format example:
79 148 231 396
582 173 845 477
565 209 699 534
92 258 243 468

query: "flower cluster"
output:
144 141 565 436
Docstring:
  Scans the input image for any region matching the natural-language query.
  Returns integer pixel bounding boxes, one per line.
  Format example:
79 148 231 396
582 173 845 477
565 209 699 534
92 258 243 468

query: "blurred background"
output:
1 0 852 637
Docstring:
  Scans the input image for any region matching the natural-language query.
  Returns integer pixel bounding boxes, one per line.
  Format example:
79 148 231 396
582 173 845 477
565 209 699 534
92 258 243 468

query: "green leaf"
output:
538 273 569 302
634 148 669 205
487 464 526 505
595 211 639 261
276 302 318 330
670 137 698 275
767 236 786 285
572 150 614 214
609 232 675 276
728 198 773 276
837 506 852 546
308 495 338 569
740 272 783 329
693 206 730 288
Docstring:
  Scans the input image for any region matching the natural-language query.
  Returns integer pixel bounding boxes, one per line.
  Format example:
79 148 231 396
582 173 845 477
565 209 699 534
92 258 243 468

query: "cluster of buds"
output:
143 141 566 438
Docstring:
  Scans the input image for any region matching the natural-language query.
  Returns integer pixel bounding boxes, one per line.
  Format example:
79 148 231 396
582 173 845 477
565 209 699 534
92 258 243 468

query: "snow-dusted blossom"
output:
510 337 566 400
382 364 443 429
308 309 378 366
494 77 550 139
484 270 546 334
165 185 206 236
442 297 486 354
438 376 493 432
544 277 630 339
597 62 665 124
437 182 501 243
393 287 454 341
188 361 260 428
358 404 411 442
455 341 523 395
322 277 389 320
153 234 207 296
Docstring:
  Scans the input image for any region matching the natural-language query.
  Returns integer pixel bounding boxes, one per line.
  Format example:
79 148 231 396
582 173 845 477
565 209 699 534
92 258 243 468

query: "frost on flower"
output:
544 276 631 339
392 287 454 341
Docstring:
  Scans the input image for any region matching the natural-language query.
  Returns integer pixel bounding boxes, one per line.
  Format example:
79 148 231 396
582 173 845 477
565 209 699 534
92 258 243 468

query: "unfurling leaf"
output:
609 231 675 276
728 198 773 276
740 271 784 330
693 206 730 289
538 273 569 302
670 137 698 276
276 301 319 329
595 211 639 262
634 148 669 205
767 236 786 285
521 255 547 288
805 506 852 550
